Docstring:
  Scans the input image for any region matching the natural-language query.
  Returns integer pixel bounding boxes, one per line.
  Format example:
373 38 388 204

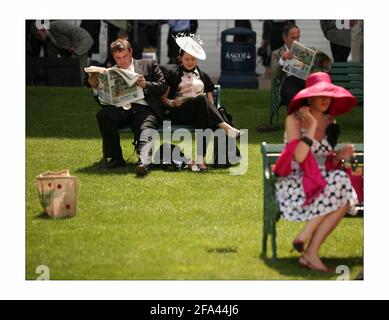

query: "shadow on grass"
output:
208 247 238 254
261 256 363 279
76 159 138 176
35 212 51 219
76 158 237 176
34 212 75 220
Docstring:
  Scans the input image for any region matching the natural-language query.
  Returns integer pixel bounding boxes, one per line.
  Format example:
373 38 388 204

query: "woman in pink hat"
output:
273 72 360 272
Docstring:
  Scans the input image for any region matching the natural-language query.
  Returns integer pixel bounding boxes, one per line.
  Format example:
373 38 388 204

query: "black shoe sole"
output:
135 165 148 177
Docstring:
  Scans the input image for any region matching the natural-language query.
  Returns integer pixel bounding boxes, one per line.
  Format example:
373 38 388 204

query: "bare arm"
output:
160 86 184 108
206 91 214 105
285 107 318 163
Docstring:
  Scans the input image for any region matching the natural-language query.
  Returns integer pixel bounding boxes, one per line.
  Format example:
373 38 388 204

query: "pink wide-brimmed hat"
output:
288 72 357 116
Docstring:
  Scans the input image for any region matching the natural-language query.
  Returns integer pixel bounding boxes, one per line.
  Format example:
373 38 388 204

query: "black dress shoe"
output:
135 164 149 177
106 158 126 169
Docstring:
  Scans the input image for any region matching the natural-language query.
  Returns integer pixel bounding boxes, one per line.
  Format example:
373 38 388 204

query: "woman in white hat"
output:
161 36 241 171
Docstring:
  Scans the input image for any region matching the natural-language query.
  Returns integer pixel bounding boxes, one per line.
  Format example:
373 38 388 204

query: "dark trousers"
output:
96 104 159 163
170 95 225 156
330 42 351 62
280 76 306 107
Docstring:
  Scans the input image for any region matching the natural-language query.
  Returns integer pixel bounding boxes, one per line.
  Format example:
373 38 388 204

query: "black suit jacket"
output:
93 59 168 119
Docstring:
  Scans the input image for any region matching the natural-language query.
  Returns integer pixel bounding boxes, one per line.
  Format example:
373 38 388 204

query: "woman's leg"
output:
301 203 350 270
217 121 241 138
170 100 208 168
294 215 327 245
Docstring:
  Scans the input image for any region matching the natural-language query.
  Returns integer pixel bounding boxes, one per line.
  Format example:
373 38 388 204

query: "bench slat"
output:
330 62 364 103
331 75 363 81
332 82 363 89
330 68 363 74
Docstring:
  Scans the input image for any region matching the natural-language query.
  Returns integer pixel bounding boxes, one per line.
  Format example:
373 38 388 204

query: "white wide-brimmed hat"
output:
175 36 206 60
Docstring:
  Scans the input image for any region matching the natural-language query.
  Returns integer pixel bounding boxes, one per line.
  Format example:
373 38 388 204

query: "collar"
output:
181 66 198 74
115 58 134 72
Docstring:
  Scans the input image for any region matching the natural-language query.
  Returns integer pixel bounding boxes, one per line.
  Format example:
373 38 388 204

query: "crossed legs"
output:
294 202 350 271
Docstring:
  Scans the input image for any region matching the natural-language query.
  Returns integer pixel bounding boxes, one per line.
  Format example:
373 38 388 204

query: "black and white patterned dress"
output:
274 133 359 221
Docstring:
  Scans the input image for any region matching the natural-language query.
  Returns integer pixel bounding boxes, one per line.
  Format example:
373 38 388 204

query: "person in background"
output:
320 20 351 62
80 20 101 60
34 20 94 84
351 20 363 62
271 24 305 108
166 20 191 64
234 20 252 42
258 20 272 78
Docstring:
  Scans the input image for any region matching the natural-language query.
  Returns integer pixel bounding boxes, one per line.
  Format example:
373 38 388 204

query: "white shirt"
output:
176 69 204 99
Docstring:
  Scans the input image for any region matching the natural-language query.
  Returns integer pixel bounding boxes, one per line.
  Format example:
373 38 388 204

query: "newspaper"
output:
283 41 331 80
84 66 144 107
177 92 206 103
176 84 207 102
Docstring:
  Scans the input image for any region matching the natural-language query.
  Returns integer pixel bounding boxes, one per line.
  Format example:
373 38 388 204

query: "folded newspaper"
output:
283 41 332 80
84 66 144 107
177 91 206 102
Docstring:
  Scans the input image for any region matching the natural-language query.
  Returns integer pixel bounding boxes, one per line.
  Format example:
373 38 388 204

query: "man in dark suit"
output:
88 39 167 177
271 24 305 107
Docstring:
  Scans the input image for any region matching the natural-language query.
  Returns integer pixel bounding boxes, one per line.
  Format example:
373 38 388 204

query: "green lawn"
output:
26 86 363 280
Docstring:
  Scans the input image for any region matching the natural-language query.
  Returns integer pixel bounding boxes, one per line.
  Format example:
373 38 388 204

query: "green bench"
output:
269 78 282 129
102 85 222 165
329 62 363 104
260 142 364 260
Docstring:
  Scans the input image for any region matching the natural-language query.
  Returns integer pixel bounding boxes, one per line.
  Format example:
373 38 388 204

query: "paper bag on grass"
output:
36 170 77 218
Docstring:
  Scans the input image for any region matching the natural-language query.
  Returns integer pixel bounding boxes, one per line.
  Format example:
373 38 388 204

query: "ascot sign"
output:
225 51 252 62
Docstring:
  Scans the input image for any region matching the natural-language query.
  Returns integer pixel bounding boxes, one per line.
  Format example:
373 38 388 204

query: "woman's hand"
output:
171 98 184 108
88 73 99 89
336 144 355 162
296 106 318 129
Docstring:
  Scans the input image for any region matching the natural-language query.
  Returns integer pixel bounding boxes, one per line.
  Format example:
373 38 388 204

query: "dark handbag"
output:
152 143 189 171
213 106 241 167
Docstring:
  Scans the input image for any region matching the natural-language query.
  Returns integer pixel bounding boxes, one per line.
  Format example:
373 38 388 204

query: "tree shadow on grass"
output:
261 256 363 280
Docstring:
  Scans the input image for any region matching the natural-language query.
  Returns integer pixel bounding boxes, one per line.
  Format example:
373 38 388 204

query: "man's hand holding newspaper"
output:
85 66 145 107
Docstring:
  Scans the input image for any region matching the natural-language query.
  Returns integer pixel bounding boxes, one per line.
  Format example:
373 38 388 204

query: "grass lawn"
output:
26 86 363 280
